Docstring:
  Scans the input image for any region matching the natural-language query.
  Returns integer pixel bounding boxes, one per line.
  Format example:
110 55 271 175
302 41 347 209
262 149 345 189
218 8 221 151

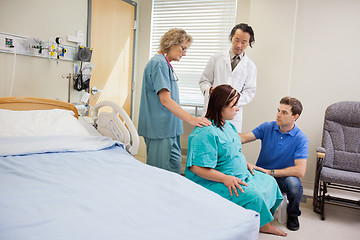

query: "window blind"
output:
150 0 237 107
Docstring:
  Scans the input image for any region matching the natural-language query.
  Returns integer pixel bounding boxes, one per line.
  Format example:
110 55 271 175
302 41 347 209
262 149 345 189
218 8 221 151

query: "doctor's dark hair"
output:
159 28 193 53
205 84 240 130
280 96 303 116
229 23 255 47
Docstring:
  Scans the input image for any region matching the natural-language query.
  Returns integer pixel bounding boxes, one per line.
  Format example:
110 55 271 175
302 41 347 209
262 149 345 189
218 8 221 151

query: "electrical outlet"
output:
5 38 14 48
0 36 14 51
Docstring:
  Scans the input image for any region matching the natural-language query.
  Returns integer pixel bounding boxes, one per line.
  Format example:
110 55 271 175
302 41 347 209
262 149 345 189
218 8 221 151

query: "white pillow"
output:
0 109 91 137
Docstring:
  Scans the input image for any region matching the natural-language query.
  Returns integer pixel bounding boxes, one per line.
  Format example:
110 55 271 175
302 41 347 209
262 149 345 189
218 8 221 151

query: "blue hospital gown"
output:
185 121 283 227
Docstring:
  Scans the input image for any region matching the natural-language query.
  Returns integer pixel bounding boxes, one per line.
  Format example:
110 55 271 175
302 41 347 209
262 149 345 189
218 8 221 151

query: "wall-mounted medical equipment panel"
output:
0 32 78 62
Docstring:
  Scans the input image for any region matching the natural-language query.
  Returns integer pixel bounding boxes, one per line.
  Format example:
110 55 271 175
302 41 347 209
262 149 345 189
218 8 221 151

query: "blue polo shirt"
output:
252 121 309 169
138 54 183 139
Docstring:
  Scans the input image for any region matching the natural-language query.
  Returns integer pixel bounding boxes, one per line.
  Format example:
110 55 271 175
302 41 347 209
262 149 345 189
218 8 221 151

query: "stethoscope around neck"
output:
161 52 179 81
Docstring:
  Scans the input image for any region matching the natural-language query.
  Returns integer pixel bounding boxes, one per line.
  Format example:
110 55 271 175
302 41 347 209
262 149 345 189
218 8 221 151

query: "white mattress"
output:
0 135 259 240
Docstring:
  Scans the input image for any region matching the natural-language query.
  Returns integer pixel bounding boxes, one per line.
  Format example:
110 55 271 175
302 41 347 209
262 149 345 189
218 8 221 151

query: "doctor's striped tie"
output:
231 55 240 71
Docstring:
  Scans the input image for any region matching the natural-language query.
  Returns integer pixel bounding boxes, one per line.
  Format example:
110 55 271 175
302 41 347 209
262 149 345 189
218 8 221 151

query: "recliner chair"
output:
313 101 360 220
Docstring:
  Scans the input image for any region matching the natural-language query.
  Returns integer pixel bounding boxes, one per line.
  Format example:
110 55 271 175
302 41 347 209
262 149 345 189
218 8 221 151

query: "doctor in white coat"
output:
199 23 257 133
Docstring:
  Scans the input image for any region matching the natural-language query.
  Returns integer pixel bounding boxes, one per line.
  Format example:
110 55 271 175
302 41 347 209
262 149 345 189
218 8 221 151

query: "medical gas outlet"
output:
28 38 45 54
49 37 67 64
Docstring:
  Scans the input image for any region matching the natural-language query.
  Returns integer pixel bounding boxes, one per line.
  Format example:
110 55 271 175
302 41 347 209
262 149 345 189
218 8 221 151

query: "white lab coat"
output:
199 50 257 133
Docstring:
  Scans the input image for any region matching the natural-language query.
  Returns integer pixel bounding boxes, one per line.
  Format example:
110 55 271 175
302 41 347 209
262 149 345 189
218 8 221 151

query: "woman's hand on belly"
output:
222 175 248 197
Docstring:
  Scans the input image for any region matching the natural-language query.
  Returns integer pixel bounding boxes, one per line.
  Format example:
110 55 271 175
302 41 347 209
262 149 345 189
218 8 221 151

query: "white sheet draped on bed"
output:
0 135 259 240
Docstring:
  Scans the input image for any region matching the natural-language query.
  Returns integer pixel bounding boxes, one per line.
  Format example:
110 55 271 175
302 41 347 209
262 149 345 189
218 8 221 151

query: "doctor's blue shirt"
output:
138 54 183 139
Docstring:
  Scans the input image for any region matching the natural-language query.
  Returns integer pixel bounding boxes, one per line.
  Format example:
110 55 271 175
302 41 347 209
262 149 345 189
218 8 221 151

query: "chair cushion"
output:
325 101 360 126
320 166 360 187
322 101 360 173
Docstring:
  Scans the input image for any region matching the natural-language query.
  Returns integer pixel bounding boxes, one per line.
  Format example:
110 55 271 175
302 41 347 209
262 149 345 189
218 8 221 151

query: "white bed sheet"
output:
0 135 259 240
78 116 103 136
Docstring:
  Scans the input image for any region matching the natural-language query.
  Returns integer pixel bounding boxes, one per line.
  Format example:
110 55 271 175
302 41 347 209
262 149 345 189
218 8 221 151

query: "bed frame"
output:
0 97 79 118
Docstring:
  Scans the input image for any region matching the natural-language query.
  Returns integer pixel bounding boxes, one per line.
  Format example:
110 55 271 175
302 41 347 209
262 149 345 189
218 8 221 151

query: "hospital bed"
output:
0 97 260 240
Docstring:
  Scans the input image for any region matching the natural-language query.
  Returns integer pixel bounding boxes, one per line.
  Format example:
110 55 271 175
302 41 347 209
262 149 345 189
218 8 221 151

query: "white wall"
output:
240 0 360 187
133 0 360 189
0 0 88 102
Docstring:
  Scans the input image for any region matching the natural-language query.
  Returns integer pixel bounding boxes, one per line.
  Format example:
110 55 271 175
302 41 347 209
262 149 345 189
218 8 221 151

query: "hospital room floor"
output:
258 198 360 240
182 156 360 239
135 156 360 239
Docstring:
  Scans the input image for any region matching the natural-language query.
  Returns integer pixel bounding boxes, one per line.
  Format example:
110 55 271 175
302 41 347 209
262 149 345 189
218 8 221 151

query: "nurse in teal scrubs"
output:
185 84 287 237
138 28 210 174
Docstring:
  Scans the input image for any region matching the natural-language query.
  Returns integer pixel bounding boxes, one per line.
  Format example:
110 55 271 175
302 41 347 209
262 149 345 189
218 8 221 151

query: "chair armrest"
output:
316 147 325 159
316 147 325 153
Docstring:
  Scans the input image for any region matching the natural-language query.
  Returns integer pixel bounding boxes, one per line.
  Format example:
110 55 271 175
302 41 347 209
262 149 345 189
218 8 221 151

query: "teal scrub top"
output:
138 54 183 139
185 121 284 227
185 121 248 181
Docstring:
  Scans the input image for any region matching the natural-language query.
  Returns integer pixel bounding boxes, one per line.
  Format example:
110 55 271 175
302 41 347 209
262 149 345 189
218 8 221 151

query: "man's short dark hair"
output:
280 96 303 116
229 23 255 47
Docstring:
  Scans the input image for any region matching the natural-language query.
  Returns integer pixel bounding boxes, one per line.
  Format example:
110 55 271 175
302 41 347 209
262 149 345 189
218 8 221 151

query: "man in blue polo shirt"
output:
240 96 309 231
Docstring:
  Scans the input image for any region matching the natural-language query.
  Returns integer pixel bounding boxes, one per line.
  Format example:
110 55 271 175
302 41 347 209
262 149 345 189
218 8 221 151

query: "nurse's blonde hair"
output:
159 28 193 54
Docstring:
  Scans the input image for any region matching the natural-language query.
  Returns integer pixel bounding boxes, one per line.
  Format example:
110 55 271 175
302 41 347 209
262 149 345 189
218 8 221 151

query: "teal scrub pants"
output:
144 136 182 174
